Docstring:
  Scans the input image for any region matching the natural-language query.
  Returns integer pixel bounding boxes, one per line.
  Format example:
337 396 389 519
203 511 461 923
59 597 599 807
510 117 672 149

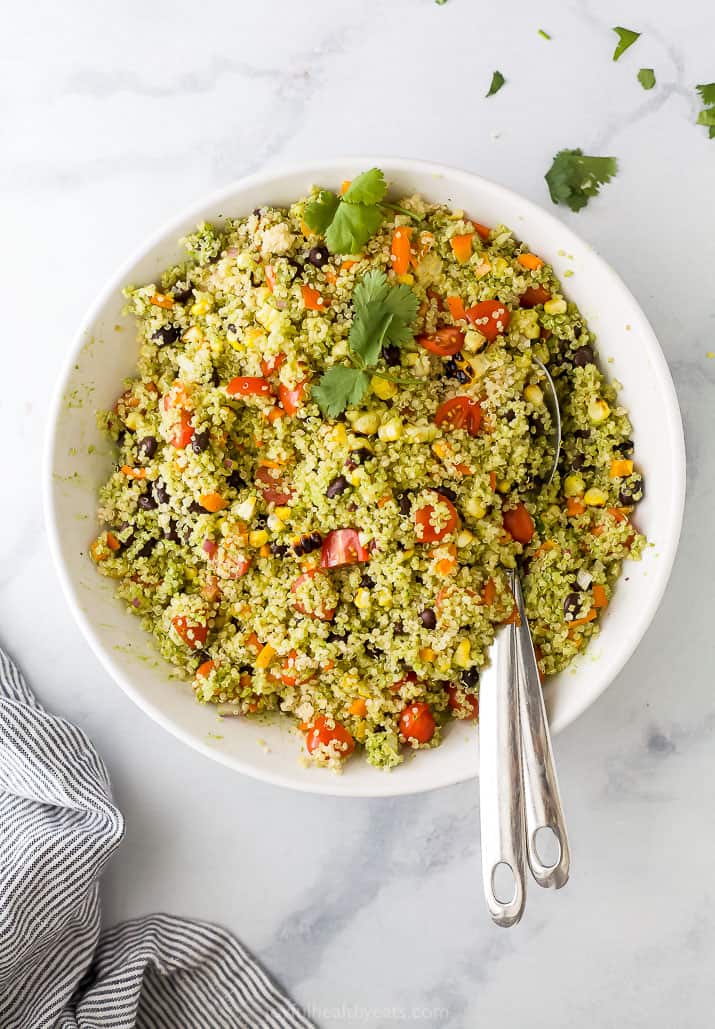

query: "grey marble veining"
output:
1 0 714 1025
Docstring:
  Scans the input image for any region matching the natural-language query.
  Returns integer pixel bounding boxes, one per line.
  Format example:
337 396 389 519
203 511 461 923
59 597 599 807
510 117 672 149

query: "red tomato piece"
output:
171 616 208 650
279 380 308 416
255 466 294 506
434 396 483 436
502 503 535 544
464 300 511 341
171 409 195 449
291 570 336 621
320 529 370 569
418 327 465 357
399 702 436 744
260 352 286 377
520 285 551 309
226 376 273 397
447 685 479 720
390 670 419 694
305 715 355 757
414 494 459 543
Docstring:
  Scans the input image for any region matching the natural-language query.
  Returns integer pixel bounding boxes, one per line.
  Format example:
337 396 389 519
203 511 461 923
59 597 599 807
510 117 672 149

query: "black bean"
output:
192 430 210 453
504 409 516 424
137 539 156 558
444 358 458 379
326 630 347 643
383 344 401 367
460 668 480 690
154 481 170 505
419 608 437 629
573 345 595 367
172 286 193 303
455 368 470 384
253 208 263 217
138 436 157 460
614 439 634 457
573 428 591 440
227 323 237 335
398 493 412 516
393 620 405 636
227 470 246 491
181 524 193 543
151 324 180 345
269 542 288 557
573 325 582 339
138 492 157 511
211 367 221 387
308 245 329 268
164 521 180 543
360 574 375 588
309 531 322 547
571 453 586 471
365 643 381 658
436 486 457 502
189 501 204 514
326 476 350 499
563 592 583 621
619 476 644 505
354 448 373 465
255 514 267 529
293 533 322 556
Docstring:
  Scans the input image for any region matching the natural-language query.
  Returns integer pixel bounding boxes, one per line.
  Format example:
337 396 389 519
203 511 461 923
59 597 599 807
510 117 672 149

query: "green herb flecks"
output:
545 149 618 212
312 270 419 417
696 83 715 139
538 29 551 40
486 71 506 97
637 68 656 90
612 26 640 61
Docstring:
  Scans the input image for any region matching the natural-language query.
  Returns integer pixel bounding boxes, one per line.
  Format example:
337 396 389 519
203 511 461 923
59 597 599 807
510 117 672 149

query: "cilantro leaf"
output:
303 189 340 234
325 202 384 254
383 281 419 327
637 68 656 90
349 305 395 366
312 366 369 418
343 168 387 206
612 26 640 61
545 149 618 212
486 71 506 97
351 271 419 354
696 83 715 105
353 268 390 314
697 107 715 127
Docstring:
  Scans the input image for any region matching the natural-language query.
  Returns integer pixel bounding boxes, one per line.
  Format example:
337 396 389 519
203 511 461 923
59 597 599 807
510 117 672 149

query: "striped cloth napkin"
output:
0 646 315 1029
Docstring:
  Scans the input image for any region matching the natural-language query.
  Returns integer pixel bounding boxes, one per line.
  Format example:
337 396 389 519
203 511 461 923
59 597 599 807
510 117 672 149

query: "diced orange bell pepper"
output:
390 227 413 276
301 284 328 311
450 233 474 264
517 253 544 271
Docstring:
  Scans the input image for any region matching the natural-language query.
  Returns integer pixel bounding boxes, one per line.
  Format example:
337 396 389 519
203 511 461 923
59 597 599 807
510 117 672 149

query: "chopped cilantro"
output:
312 271 419 417
545 149 618 212
538 29 551 40
696 83 715 139
486 71 506 97
612 26 640 61
637 68 656 90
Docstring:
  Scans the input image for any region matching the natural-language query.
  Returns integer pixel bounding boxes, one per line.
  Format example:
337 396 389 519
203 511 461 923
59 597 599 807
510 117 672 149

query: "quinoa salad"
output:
91 168 645 770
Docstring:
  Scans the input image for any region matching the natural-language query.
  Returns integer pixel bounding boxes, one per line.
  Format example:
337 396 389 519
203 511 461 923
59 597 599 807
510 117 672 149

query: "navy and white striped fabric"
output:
0 647 315 1029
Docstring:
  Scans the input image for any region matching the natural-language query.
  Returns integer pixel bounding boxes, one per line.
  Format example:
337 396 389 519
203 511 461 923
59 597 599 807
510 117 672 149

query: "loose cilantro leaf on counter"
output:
696 84 715 138
697 83 715 105
312 366 369 418
637 68 656 90
538 29 552 40
313 271 419 416
545 149 618 212
486 71 506 97
612 26 640 61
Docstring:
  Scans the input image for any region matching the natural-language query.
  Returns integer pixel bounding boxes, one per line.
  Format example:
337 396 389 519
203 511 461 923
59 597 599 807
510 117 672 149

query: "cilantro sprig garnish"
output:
486 71 506 97
303 168 420 255
545 149 618 212
696 83 715 139
612 26 640 61
312 270 419 417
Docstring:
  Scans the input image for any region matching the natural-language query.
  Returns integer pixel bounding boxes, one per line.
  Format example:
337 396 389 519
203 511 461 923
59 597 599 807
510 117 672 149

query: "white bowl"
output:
44 158 685 797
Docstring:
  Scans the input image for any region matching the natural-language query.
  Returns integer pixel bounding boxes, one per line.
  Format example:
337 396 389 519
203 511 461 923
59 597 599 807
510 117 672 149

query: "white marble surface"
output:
2 0 714 1025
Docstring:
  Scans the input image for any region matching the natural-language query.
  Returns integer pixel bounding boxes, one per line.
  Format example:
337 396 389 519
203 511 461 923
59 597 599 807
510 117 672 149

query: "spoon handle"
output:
511 571 571 889
479 622 527 927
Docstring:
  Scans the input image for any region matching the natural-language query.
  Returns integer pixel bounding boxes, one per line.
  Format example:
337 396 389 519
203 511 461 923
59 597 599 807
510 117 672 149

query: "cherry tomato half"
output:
171 616 208 650
399 702 436 744
464 300 510 341
446 685 479 720
291 570 336 621
226 376 273 397
255 466 294 506
305 715 355 757
519 285 551 309
320 529 370 569
414 494 459 543
170 409 195 449
502 503 535 544
417 326 465 357
279 380 308 416
434 396 483 436
260 352 286 377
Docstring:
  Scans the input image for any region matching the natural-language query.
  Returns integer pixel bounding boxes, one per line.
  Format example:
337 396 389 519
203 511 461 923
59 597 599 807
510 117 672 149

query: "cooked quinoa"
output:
91 176 645 770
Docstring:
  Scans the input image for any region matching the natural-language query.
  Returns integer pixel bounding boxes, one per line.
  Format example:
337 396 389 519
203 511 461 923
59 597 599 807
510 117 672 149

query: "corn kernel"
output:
419 647 436 663
463 329 487 353
349 411 380 436
328 423 348 446
454 639 471 668
524 384 544 405
125 412 140 431
235 496 257 520
354 588 371 610
465 497 487 519
274 506 291 521
249 529 269 547
397 272 415 285
588 398 611 424
378 417 404 441
354 719 368 742
185 567 197 580
544 298 567 315
244 327 265 347
376 587 392 607
492 257 509 277
456 529 474 547
357 683 371 698
348 470 364 487
584 487 607 507
370 375 398 400
191 297 212 316
347 434 373 452
405 423 438 443
496 479 511 494
432 441 451 460
267 514 285 532
474 257 492 279
564 473 585 497
255 643 276 670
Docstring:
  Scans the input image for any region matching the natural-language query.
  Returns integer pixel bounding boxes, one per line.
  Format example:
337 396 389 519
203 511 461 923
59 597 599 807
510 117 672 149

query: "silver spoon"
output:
479 359 570 926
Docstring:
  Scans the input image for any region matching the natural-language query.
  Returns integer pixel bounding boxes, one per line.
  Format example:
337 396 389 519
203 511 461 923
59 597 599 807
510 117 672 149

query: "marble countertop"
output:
2 0 714 1024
